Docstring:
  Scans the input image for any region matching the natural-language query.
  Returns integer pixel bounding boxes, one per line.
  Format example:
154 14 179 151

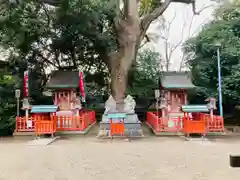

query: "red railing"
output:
202 114 224 132
146 112 182 132
159 116 182 132
109 119 124 137
183 115 206 136
36 120 56 137
146 112 161 131
146 111 224 134
15 116 36 132
15 111 96 133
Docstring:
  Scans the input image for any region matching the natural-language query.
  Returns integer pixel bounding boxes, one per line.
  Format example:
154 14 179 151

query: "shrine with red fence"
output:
14 70 96 136
146 72 225 136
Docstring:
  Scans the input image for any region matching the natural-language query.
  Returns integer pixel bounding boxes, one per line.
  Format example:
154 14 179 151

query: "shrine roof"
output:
31 105 58 113
46 70 79 89
160 71 195 89
181 105 209 112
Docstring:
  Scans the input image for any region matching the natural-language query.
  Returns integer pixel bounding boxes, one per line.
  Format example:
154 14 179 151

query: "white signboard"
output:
27 120 32 128
15 89 21 98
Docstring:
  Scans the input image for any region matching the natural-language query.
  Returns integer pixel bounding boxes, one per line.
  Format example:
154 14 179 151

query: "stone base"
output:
98 113 143 138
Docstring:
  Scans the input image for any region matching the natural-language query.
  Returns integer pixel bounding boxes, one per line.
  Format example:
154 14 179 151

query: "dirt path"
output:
0 136 240 180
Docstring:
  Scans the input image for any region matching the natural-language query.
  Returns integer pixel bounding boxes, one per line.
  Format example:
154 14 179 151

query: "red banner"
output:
79 71 85 102
23 70 29 97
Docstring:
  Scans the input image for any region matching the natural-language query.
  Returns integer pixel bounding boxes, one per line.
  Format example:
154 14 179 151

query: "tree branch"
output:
141 0 171 31
37 0 61 6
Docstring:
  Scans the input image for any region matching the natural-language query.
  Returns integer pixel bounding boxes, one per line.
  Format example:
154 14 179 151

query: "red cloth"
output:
23 70 29 97
79 71 85 101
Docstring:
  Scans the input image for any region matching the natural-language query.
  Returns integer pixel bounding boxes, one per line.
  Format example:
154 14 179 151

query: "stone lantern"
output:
21 98 31 128
159 97 167 117
205 97 217 120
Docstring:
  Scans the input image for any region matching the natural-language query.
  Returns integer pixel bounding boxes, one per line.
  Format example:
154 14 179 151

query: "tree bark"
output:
106 0 140 112
110 56 128 111
109 45 139 111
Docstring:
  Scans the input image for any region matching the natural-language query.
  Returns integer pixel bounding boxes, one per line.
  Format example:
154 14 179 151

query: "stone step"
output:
27 137 58 146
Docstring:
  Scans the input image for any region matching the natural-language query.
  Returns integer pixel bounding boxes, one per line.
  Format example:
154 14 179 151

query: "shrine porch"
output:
14 111 96 136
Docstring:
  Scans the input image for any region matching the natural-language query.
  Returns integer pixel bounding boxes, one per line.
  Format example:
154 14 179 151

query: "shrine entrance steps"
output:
27 136 58 146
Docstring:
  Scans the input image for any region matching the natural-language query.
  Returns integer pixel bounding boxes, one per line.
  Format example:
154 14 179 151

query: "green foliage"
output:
0 73 16 136
139 0 162 16
128 49 162 107
184 1 240 115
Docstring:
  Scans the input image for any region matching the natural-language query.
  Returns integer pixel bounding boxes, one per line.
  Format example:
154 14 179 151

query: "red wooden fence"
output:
109 120 124 137
36 120 56 137
146 112 224 134
146 112 182 132
15 116 36 132
183 114 206 136
15 111 96 133
202 114 224 132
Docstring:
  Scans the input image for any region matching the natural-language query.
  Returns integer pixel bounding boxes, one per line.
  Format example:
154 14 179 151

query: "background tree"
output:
15 0 200 111
184 0 240 120
128 48 162 107
0 0 113 102
146 2 214 71
0 71 16 136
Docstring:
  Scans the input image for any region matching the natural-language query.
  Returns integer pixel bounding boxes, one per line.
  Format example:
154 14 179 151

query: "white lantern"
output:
15 89 21 98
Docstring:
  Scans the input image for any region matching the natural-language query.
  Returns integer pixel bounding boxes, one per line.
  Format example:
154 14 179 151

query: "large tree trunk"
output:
109 47 138 111
110 57 128 111
109 41 139 110
107 0 140 112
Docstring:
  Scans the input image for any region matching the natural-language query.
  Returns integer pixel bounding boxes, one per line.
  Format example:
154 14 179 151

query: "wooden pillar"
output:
54 92 57 105
167 91 171 112
210 109 213 121
161 108 165 117
68 91 70 108
184 91 187 104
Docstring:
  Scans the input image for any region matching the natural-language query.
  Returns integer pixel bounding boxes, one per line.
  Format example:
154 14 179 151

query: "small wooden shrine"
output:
45 70 82 116
147 71 225 136
159 71 195 114
14 70 96 136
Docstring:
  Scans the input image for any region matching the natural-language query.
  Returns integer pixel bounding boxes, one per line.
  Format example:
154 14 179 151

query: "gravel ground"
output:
0 136 240 180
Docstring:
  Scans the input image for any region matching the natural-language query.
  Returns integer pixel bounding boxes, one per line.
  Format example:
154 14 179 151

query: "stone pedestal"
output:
99 113 143 137
98 95 143 137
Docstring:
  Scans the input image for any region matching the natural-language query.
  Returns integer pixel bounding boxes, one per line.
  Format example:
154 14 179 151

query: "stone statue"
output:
104 95 136 114
104 95 116 114
124 95 136 114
